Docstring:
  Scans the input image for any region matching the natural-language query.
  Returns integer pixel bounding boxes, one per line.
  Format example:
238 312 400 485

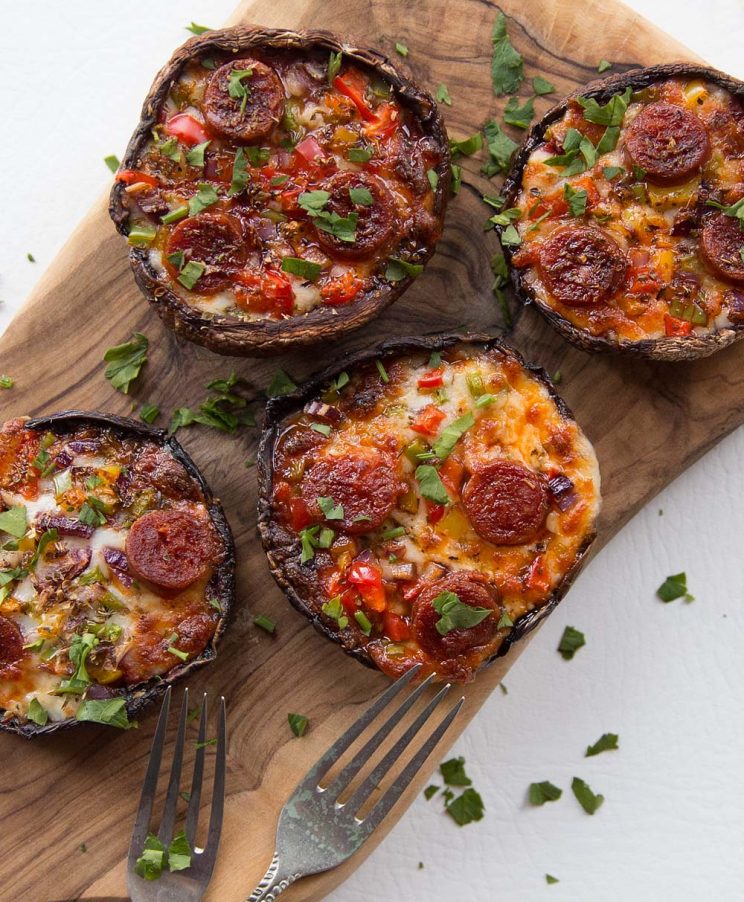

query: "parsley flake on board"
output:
585 732 619 757
482 119 518 177
254 614 276 634
597 58 612 73
436 83 452 105
558 625 585 660
103 332 148 394
532 76 555 95
288 712 309 737
491 12 524 96
139 404 160 424
395 41 409 57
503 96 535 129
432 590 492 635
266 369 298 398
186 22 211 34
546 874 559 885
571 777 604 815
449 133 483 157
424 785 440 800
0 375 14 389
528 781 562 805
656 572 694 603
104 154 120 172
188 183 220 216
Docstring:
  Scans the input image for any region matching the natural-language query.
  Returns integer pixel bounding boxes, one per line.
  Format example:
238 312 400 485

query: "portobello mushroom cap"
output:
109 26 451 357
499 62 744 361
0 411 235 738
257 333 598 678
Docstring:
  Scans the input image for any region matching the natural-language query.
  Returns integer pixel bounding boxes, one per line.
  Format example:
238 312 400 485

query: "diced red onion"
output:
304 400 343 424
104 547 133 586
36 514 93 539
380 559 417 581
548 475 578 511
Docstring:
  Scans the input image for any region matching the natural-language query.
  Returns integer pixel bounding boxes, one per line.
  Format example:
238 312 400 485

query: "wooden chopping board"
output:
0 1 733 900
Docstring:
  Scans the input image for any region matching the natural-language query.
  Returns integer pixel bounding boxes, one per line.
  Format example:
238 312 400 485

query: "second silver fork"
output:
248 665 462 901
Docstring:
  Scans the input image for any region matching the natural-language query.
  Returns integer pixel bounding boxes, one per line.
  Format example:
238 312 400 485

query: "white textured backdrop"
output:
1 3 742 900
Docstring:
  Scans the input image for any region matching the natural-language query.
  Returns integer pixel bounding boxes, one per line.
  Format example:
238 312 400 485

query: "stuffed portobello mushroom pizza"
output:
502 63 744 360
0 412 233 737
109 26 450 356
258 336 600 682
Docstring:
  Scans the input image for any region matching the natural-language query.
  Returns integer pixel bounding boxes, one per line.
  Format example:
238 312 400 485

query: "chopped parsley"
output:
585 732 619 757
528 780 562 805
546 874 559 885
139 404 160 424
503 96 535 129
227 68 254 114
577 86 632 126
376 359 390 383
134 830 192 880
298 190 358 242
432 590 492 635
490 12 523 96
288 712 309 737
103 332 148 394
317 496 344 520
76 697 131 729
349 185 374 206
327 50 342 84
186 22 211 34
188 183 220 216
449 133 483 157
322 595 348 629
385 258 424 281
298 525 334 563
27 697 48 726
482 119 518 177
597 58 612 73
415 464 450 505
427 168 439 191
186 140 210 168
571 776 604 815
348 146 373 163
395 41 409 57
266 369 298 398
603 165 624 180
532 76 555 95
440 756 472 786
436 83 452 105
564 182 588 217
656 572 694 603
229 147 249 196
497 611 513 629
310 423 331 437
0 375 14 389
103 154 120 172
424 785 440 800
432 412 474 460
450 163 462 194
558 625 585 660
446 787 485 826
281 257 322 282
0 506 27 538
254 614 276 634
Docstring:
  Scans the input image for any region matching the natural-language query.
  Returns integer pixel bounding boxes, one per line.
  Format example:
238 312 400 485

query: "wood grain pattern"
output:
0 1 730 900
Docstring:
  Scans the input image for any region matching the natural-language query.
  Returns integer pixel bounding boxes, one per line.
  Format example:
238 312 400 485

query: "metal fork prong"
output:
359 695 465 836
324 672 436 799
203 696 227 868
157 687 190 846
297 663 423 791
185 692 208 848
128 685 172 865
342 682 451 816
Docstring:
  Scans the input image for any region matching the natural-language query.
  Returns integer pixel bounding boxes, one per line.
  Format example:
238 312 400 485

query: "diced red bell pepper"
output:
295 135 324 163
164 113 210 146
664 314 692 337
628 266 663 295
347 559 386 611
320 272 364 305
525 556 551 593
236 268 295 316
411 404 446 437
383 611 410 642
333 74 376 122
426 501 446 524
363 103 399 140
417 368 444 389
115 169 159 187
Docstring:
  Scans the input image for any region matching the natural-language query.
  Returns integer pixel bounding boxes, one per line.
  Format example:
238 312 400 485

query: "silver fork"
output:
127 686 227 902
248 665 463 901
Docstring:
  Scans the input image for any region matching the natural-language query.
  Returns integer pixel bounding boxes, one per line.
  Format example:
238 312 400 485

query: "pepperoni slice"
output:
536 225 627 307
412 571 501 660
203 58 285 142
625 102 710 184
311 171 395 260
300 452 403 533
699 212 744 284
461 460 548 546
164 212 249 293
125 510 218 590
0 614 24 668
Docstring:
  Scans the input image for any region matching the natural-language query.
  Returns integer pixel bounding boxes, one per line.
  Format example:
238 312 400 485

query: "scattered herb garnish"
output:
27 698 48 726
266 369 297 398
603 165 624 180
186 22 211 34
385 258 424 281
558 625 585 660
436 83 452 105
440 756 472 786
490 12 524 96
497 611 513 629
310 423 331 437
424 785 440 800
134 830 192 880
0 375 14 389
546 874 559 885
298 525 334 563
597 58 612 73
227 68 254 114
0 506 27 538
186 140 210 168
585 732 619 757
288 712 309 737
254 614 276 634
327 50 342 84
415 464 450 505
482 119 518 177
103 332 148 394
76 697 131 729
317 496 344 520
229 147 249 196
348 145 373 163
449 133 483 157
577 86 632 126
656 572 694 603
104 154 120 172
395 41 409 57
139 404 160 424
188 183 220 216
532 76 555 95
432 412 474 460
432 590 492 635
281 257 323 282
571 776 604 815
564 182 588 217
529 781 562 805
503 96 535 129
446 787 485 826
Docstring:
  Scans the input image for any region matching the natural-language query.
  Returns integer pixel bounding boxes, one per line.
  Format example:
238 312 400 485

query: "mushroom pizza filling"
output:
0 418 226 728
116 47 445 321
267 342 600 681
509 76 744 343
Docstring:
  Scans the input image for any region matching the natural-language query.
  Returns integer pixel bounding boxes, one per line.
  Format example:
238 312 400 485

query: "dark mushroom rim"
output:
257 332 598 676
499 62 744 362
1 410 236 738
109 26 451 357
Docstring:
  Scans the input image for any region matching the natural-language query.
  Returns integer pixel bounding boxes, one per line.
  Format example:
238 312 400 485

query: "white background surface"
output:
2 3 743 901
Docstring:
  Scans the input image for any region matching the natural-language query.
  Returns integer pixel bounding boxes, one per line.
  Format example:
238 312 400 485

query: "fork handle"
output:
247 853 300 902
